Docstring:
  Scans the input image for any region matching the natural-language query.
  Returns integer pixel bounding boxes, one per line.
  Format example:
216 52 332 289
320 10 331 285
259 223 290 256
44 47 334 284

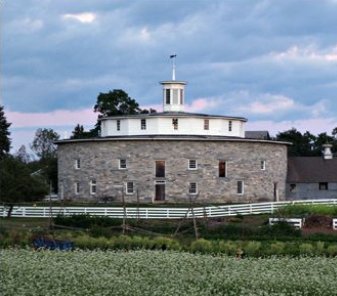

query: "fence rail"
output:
1 199 337 219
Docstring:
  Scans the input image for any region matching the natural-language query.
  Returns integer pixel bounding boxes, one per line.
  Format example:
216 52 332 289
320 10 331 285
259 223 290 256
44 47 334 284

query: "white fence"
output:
1 199 337 219
269 218 304 229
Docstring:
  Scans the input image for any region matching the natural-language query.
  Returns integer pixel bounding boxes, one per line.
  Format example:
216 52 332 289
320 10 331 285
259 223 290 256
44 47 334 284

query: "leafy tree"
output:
94 89 141 116
0 105 11 159
276 128 316 156
70 124 98 139
0 156 48 217
31 128 60 160
71 89 156 139
31 128 60 193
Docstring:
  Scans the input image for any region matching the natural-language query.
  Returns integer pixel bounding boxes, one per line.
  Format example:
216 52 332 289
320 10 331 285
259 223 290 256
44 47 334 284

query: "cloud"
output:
238 95 295 114
7 108 97 128
270 45 337 62
62 12 97 23
185 98 220 113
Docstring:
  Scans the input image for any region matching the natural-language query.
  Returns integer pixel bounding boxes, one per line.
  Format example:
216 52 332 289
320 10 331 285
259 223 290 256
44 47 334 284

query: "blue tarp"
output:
32 237 74 250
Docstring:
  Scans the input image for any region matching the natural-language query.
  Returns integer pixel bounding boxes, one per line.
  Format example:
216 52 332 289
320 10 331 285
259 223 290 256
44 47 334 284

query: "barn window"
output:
141 119 146 130
126 182 134 194
90 180 96 195
172 118 178 130
75 159 81 169
188 159 197 170
219 161 227 178
319 182 328 190
155 160 165 178
204 119 209 130
228 121 232 132
261 160 266 170
75 182 80 195
117 120 121 131
119 159 127 169
189 182 198 195
237 180 244 195
290 184 296 192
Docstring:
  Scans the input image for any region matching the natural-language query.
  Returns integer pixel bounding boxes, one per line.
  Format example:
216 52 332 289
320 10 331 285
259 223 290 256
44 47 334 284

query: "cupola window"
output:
165 89 170 104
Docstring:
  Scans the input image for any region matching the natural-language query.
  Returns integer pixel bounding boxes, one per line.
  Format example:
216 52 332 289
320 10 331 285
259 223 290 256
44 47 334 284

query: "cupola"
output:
160 54 186 112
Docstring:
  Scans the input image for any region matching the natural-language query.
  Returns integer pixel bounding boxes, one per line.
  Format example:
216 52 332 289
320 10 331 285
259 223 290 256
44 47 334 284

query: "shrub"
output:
190 239 213 253
326 244 337 257
299 243 314 255
315 241 325 256
244 241 261 256
217 240 238 255
269 242 286 255
150 236 181 251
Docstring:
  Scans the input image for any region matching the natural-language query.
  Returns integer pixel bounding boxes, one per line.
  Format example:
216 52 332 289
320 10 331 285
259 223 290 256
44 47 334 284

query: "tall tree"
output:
0 105 11 159
31 128 60 160
31 128 60 193
276 128 317 156
70 124 98 139
94 89 141 116
0 156 48 217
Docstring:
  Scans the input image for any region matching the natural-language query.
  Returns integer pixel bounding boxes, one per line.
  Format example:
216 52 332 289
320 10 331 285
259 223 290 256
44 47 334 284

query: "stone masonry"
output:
57 138 288 203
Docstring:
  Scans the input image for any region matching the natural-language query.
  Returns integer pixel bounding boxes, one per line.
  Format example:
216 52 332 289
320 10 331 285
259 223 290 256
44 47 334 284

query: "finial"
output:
170 54 176 80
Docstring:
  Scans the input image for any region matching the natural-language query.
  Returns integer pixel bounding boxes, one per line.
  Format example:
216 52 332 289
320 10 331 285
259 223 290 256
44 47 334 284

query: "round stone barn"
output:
57 73 288 203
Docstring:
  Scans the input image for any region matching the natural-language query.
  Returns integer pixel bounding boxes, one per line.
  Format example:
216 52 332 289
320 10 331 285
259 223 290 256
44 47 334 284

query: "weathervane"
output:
170 53 177 80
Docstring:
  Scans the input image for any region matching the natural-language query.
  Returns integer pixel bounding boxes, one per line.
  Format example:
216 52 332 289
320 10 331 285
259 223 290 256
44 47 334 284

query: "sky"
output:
2 0 337 153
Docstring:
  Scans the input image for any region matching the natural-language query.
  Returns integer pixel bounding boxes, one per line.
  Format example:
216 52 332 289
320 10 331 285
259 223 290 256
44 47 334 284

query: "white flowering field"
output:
2 249 337 296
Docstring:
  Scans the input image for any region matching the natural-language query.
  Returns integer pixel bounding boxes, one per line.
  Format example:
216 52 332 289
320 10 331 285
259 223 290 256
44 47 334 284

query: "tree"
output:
0 105 11 159
31 128 60 193
31 128 60 160
94 89 142 116
70 124 98 139
0 156 48 217
15 145 31 163
276 128 317 156
71 89 156 139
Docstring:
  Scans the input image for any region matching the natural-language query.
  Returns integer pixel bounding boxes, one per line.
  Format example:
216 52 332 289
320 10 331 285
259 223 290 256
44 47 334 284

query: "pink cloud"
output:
7 108 97 128
185 98 219 113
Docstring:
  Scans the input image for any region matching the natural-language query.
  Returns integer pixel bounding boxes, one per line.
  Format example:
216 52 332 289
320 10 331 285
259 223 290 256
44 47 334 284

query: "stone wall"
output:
57 139 288 203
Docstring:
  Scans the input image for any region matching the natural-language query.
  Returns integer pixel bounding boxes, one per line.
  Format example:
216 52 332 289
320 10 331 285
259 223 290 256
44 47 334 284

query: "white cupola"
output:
160 54 186 112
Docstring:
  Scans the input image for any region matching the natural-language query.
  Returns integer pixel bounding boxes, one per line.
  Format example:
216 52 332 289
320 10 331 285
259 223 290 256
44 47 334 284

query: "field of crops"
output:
2 249 337 296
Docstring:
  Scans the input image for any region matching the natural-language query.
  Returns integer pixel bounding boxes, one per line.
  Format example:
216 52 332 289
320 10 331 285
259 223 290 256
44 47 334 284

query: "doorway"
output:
155 182 165 201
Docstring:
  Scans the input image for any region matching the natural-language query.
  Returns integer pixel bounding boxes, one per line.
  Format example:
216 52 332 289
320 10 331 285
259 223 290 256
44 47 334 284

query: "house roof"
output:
245 131 271 140
56 134 290 146
287 157 337 183
100 111 247 122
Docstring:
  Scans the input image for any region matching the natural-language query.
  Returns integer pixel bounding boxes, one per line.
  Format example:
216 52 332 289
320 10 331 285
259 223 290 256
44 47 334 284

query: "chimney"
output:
322 144 333 160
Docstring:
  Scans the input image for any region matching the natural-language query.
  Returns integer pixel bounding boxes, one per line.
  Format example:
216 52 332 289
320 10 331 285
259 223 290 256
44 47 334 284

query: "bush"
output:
217 240 238 255
150 236 181 251
244 241 261 257
269 242 286 255
299 243 314 255
190 239 213 253
315 241 325 256
326 244 337 257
